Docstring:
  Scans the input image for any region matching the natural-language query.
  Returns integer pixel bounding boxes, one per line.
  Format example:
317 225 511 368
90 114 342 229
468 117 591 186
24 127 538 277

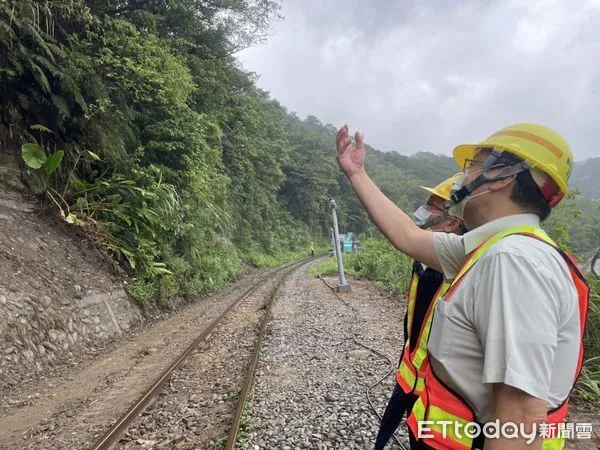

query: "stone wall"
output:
0 288 142 382
0 149 144 389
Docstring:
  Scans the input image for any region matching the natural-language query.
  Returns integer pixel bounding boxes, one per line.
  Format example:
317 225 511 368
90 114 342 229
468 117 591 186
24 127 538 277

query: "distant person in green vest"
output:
376 173 465 450
310 242 315 256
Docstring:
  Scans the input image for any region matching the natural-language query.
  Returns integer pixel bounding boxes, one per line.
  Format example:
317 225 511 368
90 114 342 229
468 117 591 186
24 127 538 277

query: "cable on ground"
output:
317 275 408 450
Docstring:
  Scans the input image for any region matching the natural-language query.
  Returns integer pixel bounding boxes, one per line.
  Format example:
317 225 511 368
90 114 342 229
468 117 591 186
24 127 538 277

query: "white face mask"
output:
413 205 447 229
413 205 432 228
447 189 490 221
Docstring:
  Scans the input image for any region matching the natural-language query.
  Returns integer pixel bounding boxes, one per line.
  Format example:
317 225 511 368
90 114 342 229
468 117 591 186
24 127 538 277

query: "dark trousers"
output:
375 383 417 449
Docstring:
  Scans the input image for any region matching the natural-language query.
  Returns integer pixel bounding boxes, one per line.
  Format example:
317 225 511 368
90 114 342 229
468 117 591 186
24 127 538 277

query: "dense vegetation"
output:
1 0 317 304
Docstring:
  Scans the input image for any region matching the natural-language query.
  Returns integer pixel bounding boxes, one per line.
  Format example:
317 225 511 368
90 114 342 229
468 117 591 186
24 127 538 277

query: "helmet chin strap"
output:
446 149 534 207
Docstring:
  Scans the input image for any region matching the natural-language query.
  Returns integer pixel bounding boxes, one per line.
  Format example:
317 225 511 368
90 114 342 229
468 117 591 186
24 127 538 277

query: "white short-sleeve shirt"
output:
428 213 581 423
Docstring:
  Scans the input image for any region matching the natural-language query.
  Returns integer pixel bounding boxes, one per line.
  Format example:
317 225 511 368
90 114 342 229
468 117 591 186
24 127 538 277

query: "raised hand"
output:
336 124 365 179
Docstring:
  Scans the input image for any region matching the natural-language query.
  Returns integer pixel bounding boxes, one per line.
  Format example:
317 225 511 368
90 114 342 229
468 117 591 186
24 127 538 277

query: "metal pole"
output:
329 199 351 292
331 228 335 253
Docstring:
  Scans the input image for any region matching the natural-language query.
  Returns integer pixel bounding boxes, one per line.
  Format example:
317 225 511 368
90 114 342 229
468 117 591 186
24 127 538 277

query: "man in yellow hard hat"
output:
376 174 465 450
336 123 589 450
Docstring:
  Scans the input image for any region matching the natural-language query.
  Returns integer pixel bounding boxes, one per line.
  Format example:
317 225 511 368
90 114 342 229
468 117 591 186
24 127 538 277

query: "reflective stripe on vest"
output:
396 271 420 392
406 225 590 449
397 276 451 395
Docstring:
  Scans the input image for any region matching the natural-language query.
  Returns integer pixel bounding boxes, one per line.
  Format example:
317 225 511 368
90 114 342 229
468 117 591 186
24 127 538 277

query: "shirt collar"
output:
462 213 541 255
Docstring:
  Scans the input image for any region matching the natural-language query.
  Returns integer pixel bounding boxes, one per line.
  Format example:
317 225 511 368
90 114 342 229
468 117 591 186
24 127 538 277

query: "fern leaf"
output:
51 94 70 119
0 17 16 42
7 54 24 75
29 123 53 134
32 54 60 77
0 68 18 77
24 21 56 63
25 85 51 107
73 89 87 113
31 63 51 93
46 41 66 59
59 75 87 113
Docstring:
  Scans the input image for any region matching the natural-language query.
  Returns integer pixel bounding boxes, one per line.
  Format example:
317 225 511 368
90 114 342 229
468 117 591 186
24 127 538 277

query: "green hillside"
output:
572 158 600 201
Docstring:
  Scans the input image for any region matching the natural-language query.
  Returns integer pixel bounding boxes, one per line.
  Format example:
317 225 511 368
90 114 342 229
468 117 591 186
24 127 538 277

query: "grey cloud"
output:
239 0 600 160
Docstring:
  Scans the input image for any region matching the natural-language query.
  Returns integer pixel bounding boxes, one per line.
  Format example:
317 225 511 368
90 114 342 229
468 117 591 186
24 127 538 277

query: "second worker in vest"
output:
375 173 466 450
336 123 589 450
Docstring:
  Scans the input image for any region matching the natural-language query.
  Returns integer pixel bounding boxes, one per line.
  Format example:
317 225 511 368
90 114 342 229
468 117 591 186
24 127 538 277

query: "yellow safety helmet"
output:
419 172 464 202
452 123 574 208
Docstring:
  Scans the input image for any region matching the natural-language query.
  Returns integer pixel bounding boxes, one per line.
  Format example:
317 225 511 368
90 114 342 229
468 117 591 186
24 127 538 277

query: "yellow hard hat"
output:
420 172 464 202
452 123 573 207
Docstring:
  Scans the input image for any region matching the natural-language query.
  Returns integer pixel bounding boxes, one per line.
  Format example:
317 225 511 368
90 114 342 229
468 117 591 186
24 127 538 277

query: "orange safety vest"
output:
406 225 590 450
396 269 450 396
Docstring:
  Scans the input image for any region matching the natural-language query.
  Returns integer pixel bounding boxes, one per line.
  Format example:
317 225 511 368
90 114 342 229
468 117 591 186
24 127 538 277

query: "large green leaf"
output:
42 150 64 175
21 143 46 169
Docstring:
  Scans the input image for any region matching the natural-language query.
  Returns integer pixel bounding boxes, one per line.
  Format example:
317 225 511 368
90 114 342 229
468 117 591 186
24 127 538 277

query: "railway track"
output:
90 257 312 450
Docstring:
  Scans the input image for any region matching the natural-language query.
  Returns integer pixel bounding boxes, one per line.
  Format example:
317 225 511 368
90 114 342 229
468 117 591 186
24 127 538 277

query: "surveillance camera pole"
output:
329 198 351 292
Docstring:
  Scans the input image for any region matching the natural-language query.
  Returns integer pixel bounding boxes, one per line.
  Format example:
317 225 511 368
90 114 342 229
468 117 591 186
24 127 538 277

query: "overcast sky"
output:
238 0 600 161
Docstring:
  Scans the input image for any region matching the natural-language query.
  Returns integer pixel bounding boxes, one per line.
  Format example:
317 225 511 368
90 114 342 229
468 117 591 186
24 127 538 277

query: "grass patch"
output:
242 249 308 268
576 278 600 400
310 253 359 278
578 356 600 401
241 244 329 269
234 404 253 449
309 237 412 295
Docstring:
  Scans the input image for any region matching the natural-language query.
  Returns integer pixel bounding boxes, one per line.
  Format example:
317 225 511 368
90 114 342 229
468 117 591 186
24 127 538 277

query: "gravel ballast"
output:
244 260 408 450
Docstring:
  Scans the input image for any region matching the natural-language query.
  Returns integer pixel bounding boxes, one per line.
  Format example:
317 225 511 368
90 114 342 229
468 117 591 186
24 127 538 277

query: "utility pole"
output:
329 198 351 292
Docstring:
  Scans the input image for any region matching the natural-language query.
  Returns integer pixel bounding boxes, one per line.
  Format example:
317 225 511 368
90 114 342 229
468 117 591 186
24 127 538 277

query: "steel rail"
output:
224 258 306 449
90 257 312 450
